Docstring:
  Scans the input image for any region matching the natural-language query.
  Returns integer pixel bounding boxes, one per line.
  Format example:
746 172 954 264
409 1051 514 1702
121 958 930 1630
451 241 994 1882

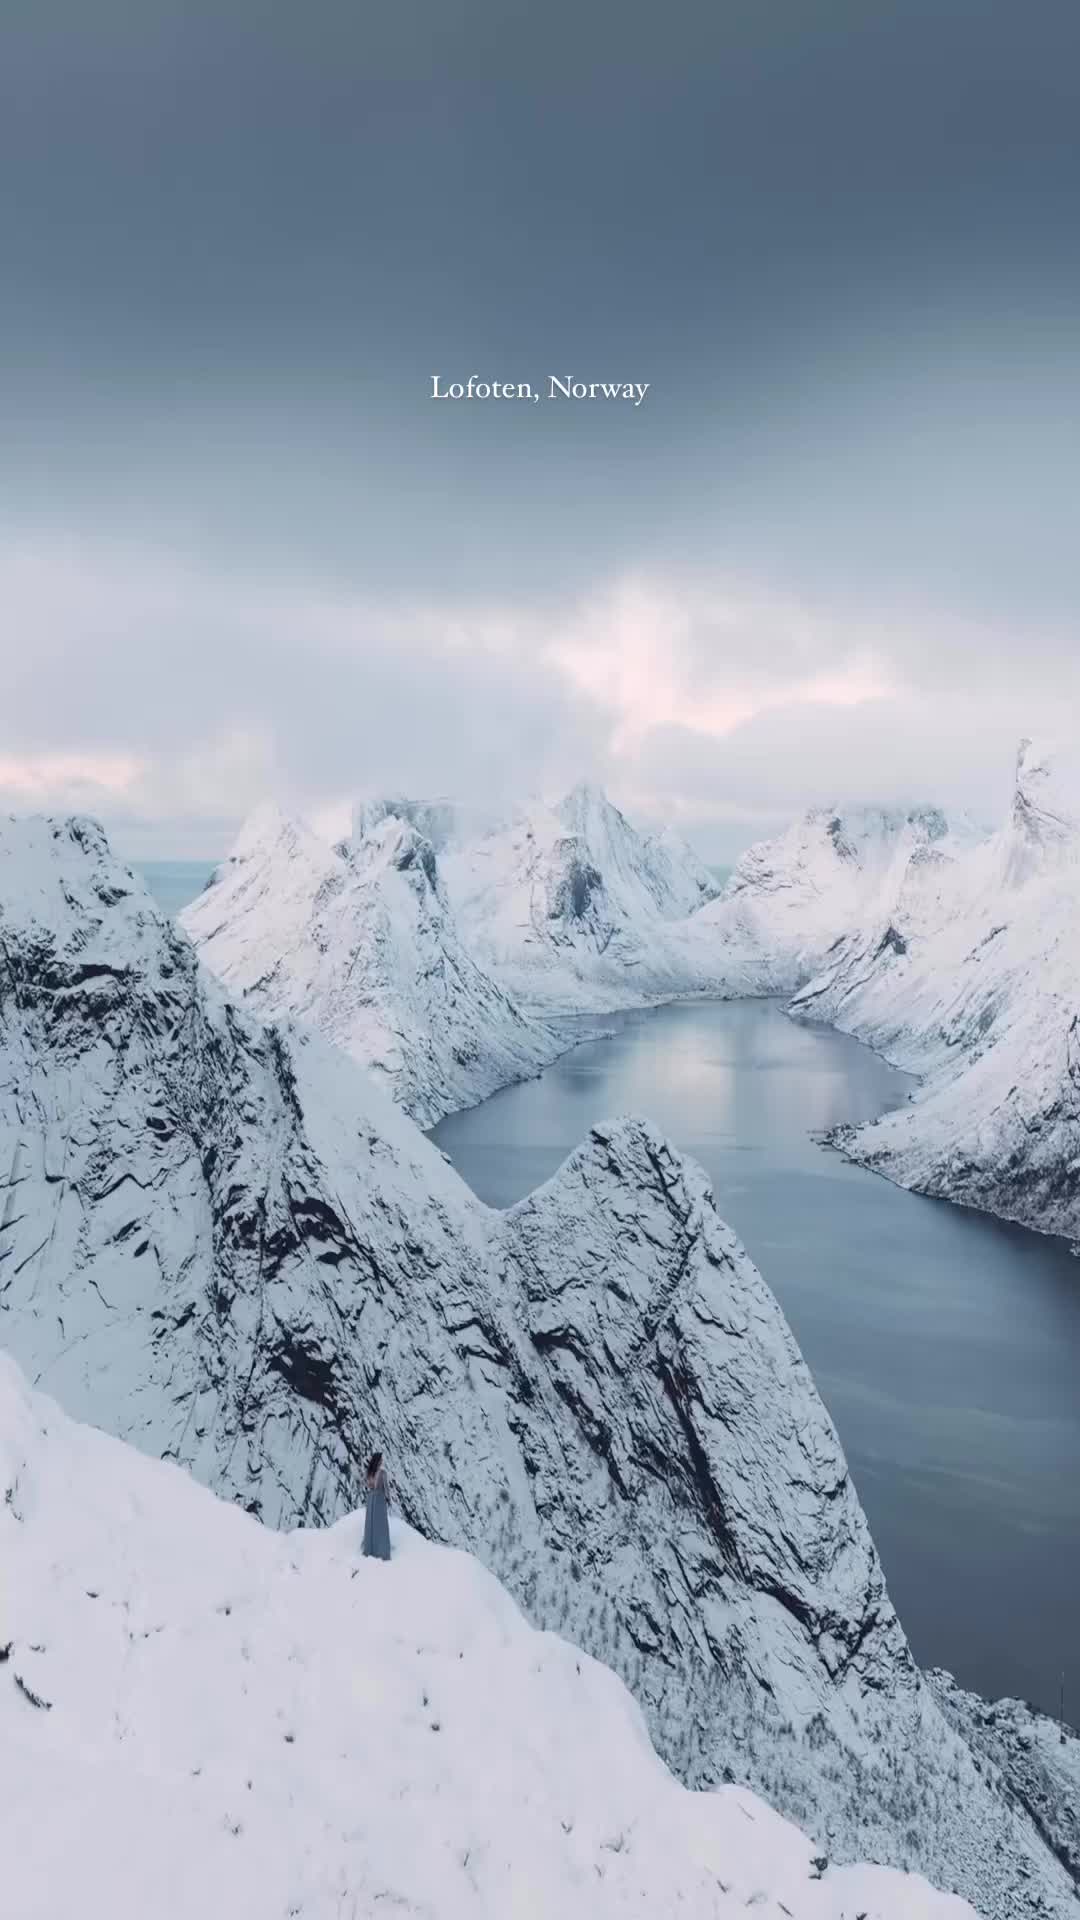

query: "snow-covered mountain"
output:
930 1670 1080 1890
438 782 722 1012
554 781 720 918
181 802 564 1126
789 742 1080 1237
347 791 495 856
3 1353 975 1920
338 788 979 1022
686 804 985 996
0 813 1074 1917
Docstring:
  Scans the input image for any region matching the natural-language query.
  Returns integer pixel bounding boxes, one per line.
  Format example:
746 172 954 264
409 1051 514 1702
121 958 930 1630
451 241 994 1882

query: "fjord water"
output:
433 999 1080 1717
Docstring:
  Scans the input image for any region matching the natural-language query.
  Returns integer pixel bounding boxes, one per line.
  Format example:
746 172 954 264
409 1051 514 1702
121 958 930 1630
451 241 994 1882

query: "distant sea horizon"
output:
134 859 218 918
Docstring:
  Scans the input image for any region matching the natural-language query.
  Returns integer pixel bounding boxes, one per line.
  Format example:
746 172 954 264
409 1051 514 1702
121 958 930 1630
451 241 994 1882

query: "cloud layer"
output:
1 531 1070 858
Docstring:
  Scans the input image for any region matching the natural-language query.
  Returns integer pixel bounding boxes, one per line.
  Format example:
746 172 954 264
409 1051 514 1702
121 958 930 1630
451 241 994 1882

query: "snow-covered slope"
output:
686 804 985 996
0 814 1074 1916
180 803 563 1126
439 782 721 1012
554 782 720 918
2 1354 975 1920
930 1670 1080 1890
790 742 1080 1237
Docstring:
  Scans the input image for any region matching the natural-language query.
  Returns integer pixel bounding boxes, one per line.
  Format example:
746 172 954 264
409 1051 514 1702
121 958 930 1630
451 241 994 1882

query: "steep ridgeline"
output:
685 804 984 996
180 803 563 1126
929 1671 1080 1891
0 818 1073 1918
438 782 722 1012
790 741 1080 1238
2 1356 975 1920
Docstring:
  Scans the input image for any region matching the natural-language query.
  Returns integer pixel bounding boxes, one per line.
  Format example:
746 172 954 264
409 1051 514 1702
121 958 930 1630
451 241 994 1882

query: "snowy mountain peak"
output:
0 810 186 999
351 811 440 890
1004 737 1080 883
349 793 475 855
183 796 561 1124
554 778 622 834
554 783 653 887
227 800 335 871
2 811 128 919
230 796 291 847
651 819 722 904
804 801 951 863
554 782 720 915
440 785 722 1010
683 797 993 1006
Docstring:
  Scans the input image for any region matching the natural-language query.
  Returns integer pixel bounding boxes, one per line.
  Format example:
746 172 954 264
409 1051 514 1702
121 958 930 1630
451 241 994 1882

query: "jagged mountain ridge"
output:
684 802 986 996
184 784 973 1081
554 781 720 918
3 1351 975 1920
930 1670 1080 1890
181 802 564 1126
0 813 1072 1919
789 741 1080 1238
438 782 724 1012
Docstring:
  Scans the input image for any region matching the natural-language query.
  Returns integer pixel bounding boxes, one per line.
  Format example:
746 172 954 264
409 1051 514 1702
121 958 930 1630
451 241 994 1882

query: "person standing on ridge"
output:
361 1450 391 1560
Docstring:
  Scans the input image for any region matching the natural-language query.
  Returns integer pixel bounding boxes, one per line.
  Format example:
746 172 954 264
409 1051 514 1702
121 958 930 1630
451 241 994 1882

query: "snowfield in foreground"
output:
2 1353 973 1920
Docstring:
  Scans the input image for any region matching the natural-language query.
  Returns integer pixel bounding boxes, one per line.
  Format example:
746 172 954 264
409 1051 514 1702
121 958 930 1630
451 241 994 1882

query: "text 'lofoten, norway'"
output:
431 375 650 406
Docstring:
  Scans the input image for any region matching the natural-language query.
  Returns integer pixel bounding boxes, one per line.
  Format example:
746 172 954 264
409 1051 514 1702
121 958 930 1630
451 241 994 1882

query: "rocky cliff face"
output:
789 742 1080 1239
180 802 564 1126
0 813 1073 1917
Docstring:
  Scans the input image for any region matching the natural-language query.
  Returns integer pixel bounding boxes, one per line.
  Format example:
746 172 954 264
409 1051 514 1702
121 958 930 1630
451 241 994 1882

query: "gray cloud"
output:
1 2 1078 852
0 535 1070 861
0 535 612 851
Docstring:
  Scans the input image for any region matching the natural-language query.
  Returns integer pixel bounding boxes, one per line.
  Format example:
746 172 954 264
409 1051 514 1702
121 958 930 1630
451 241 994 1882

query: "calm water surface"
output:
433 999 1080 1716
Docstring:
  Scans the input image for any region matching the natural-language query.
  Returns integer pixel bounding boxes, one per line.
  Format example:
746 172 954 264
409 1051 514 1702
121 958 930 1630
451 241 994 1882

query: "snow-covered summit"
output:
439 782 721 1011
1 811 1074 1916
3 1352 976 1920
685 802 983 995
199 777 957 1053
182 801 563 1124
1000 736 1080 886
555 780 719 916
0 810 174 972
347 792 490 857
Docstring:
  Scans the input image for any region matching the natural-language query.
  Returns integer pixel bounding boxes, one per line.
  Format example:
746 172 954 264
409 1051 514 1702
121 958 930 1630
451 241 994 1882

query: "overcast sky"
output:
2 0 1079 858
